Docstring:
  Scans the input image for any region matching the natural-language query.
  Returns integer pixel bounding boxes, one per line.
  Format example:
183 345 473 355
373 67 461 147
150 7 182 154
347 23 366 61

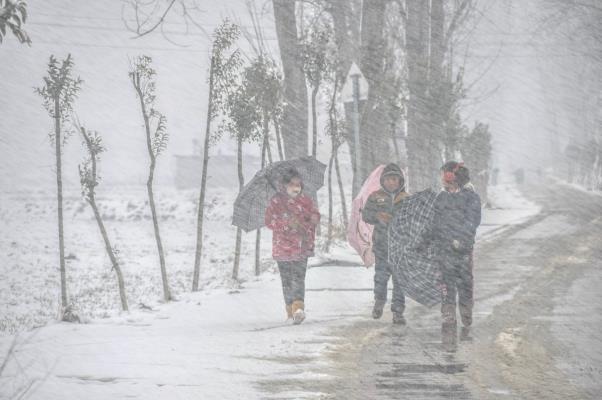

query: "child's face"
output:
383 176 401 192
286 177 302 198
441 171 458 190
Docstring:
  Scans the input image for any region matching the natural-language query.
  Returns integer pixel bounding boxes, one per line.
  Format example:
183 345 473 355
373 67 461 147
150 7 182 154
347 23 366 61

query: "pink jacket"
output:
347 165 386 267
265 192 320 262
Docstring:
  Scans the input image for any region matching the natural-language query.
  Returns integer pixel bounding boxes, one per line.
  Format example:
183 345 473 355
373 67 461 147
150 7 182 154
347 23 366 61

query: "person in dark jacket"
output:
432 161 481 348
361 163 408 324
265 168 320 325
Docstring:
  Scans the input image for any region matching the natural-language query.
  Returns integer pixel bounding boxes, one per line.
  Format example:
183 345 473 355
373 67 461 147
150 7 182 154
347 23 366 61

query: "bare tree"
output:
0 0 30 45
247 57 284 276
461 122 492 201
273 112 285 161
77 125 128 311
256 125 268 276
325 78 348 252
192 20 242 291
405 0 436 191
35 54 82 321
121 0 207 41
319 0 397 195
129 55 171 302
227 56 282 280
301 16 333 158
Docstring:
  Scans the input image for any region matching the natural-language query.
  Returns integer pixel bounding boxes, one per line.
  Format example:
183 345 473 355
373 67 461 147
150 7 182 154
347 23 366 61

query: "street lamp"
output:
342 62 369 193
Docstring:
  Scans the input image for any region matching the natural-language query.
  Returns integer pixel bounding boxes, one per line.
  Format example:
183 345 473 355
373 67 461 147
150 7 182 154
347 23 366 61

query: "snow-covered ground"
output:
0 181 354 336
478 183 541 239
0 181 540 399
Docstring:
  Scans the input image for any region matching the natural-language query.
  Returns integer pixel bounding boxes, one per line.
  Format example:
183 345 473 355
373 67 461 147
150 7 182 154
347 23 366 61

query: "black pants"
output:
374 255 405 313
277 258 308 306
439 251 474 326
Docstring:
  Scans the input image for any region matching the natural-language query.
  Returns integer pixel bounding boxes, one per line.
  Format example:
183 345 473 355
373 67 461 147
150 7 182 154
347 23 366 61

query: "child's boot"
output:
292 300 305 325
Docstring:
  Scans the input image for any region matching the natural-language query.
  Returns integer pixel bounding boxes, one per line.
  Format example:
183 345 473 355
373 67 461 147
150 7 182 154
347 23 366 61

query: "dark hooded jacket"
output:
431 183 481 254
361 164 408 259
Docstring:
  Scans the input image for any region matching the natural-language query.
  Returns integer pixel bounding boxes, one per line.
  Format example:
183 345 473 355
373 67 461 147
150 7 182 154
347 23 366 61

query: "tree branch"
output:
445 0 473 49
133 0 178 38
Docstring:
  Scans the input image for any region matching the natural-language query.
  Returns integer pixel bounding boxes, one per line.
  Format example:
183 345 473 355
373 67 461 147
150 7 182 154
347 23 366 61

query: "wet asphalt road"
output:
257 182 602 399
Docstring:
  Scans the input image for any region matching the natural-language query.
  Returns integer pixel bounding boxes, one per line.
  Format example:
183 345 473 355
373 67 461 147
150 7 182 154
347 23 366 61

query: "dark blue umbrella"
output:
232 156 326 232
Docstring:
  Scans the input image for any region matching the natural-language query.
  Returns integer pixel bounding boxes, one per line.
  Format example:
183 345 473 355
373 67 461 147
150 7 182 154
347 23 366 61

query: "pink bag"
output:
347 165 386 267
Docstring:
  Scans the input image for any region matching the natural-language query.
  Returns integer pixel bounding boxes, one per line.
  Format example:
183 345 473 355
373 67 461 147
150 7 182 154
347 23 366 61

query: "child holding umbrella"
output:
265 168 320 325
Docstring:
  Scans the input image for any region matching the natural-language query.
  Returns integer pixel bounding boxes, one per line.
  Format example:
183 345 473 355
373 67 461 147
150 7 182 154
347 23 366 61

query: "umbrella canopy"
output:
232 156 327 232
388 188 442 307
347 164 386 267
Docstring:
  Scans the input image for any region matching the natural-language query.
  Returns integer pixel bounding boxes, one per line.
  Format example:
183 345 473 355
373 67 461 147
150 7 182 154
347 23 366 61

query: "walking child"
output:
362 163 408 324
432 161 481 347
265 168 320 325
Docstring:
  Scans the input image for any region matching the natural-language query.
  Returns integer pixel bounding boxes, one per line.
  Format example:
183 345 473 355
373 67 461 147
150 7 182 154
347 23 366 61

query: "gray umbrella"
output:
232 156 327 232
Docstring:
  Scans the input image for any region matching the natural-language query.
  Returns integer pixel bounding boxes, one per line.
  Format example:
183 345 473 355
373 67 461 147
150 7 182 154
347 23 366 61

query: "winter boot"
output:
460 326 472 341
459 304 473 327
292 300 305 325
442 321 458 352
441 304 457 325
372 299 386 319
286 304 293 319
441 304 457 352
392 312 406 325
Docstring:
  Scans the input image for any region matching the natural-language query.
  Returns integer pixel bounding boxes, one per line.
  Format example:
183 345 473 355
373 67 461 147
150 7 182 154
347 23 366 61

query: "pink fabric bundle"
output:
347 165 386 267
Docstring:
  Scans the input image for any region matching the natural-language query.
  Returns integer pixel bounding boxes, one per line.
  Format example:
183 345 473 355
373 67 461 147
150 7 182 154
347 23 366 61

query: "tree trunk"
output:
334 150 348 231
358 0 391 189
147 166 170 301
327 0 361 83
135 82 171 301
254 228 261 276
391 120 402 167
54 97 68 311
327 0 360 195
232 137 244 281
274 119 285 161
430 0 445 84
255 113 269 276
81 127 129 312
192 53 216 291
233 227 243 281
310 84 322 237
89 198 128 311
311 85 319 157
326 78 339 252
405 0 438 191
430 0 446 162
326 150 334 252
265 126 274 164
273 0 308 159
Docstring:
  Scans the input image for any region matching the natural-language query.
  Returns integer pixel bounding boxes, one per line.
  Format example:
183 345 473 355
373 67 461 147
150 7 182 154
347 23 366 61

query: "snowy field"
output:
0 183 352 336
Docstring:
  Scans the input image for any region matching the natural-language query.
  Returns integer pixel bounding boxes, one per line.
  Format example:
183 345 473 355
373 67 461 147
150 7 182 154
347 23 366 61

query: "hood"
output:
380 163 405 193
462 182 475 191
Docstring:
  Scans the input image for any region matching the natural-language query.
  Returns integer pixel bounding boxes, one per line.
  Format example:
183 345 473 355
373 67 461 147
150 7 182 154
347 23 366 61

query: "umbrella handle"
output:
266 171 279 192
